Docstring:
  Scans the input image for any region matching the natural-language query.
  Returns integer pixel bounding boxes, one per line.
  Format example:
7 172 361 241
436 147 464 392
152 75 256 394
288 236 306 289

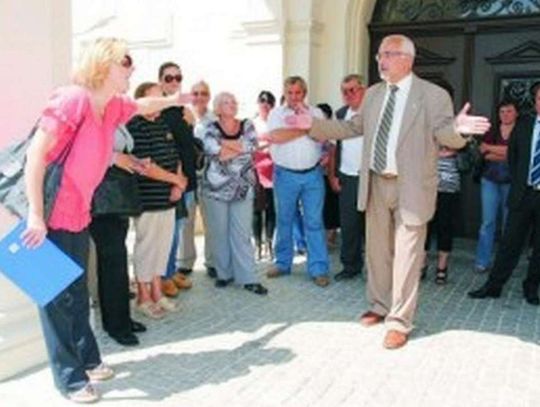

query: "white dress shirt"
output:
340 107 363 176
268 105 324 170
370 73 413 175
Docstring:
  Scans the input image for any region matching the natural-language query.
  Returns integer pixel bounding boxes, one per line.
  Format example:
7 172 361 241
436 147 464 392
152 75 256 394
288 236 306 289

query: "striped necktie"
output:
529 121 540 186
373 84 399 174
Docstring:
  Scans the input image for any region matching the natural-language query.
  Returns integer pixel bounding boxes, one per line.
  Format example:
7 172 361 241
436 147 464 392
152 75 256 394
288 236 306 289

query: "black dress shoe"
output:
244 283 268 295
130 319 147 333
215 278 233 288
110 332 139 346
207 267 217 279
522 282 540 306
468 283 502 299
334 270 360 281
178 268 193 276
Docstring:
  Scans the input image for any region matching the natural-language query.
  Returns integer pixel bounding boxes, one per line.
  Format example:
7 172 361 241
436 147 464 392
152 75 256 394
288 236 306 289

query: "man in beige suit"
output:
273 34 490 349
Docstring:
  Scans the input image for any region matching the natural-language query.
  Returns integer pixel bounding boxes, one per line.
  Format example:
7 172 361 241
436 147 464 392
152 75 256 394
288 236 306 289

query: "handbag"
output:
0 121 80 221
91 166 142 217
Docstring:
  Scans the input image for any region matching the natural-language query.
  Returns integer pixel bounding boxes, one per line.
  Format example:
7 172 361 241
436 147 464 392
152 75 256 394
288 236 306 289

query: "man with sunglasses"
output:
159 61 196 297
328 74 366 282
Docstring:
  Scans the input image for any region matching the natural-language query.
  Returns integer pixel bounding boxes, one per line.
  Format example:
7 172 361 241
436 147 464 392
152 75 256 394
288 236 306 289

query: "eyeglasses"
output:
341 86 361 95
375 51 410 62
163 74 183 83
120 54 133 69
192 90 209 97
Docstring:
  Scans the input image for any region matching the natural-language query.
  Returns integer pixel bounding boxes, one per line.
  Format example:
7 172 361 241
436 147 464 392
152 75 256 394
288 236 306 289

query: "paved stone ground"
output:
2 236 540 407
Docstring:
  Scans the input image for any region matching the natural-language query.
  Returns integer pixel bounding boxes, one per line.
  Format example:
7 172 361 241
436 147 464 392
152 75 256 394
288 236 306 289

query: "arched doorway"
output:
366 0 540 237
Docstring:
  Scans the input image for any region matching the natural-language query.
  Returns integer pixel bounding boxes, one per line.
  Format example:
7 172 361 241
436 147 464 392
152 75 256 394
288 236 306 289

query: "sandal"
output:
86 363 114 382
136 301 165 319
67 383 99 404
435 268 448 285
155 297 180 312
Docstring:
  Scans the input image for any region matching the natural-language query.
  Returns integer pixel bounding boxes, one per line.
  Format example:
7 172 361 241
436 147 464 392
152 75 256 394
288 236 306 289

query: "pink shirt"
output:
253 116 273 188
39 85 137 232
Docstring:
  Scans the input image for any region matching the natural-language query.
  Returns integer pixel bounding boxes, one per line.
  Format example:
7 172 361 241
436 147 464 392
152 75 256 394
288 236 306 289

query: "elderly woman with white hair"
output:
201 92 268 295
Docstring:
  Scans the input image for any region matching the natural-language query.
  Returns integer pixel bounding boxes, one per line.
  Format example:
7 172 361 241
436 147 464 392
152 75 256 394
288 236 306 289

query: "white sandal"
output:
67 383 99 404
155 297 179 312
86 363 114 382
136 301 166 319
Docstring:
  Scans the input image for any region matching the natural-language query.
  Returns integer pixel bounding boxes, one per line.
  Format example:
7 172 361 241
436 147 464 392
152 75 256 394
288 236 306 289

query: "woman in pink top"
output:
22 37 191 404
252 91 276 260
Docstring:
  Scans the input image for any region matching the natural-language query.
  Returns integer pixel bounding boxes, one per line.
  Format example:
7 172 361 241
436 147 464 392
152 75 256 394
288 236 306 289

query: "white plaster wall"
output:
0 0 72 381
72 0 285 119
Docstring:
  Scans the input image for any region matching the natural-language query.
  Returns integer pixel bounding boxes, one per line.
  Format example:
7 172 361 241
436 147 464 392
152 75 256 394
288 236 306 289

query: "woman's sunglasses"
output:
192 90 209 97
120 54 133 69
163 74 183 83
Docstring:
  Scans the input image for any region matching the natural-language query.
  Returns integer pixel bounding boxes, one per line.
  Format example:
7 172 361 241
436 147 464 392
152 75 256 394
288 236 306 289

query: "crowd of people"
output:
20 34 540 403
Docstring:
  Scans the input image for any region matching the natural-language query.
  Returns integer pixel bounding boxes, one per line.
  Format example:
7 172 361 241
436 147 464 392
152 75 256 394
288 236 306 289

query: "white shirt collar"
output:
386 73 413 94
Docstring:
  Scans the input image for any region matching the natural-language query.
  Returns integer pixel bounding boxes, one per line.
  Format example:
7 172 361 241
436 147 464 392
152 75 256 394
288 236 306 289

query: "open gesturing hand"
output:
455 102 491 135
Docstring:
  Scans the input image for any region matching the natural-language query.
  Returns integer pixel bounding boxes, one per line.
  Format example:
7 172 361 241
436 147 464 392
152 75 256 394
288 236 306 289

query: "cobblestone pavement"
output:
2 237 540 407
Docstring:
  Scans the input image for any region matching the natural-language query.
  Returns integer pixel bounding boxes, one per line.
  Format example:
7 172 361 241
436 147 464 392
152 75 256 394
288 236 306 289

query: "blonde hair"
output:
73 37 128 90
213 91 236 117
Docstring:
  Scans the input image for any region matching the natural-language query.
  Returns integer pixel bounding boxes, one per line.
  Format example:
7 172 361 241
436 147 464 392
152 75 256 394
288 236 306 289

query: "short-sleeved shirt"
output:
253 115 274 188
128 115 179 211
38 85 137 232
267 105 324 170
202 119 258 202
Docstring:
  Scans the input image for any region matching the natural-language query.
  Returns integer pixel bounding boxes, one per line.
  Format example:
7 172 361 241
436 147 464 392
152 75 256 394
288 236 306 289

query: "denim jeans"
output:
475 177 511 268
273 165 329 277
39 228 101 394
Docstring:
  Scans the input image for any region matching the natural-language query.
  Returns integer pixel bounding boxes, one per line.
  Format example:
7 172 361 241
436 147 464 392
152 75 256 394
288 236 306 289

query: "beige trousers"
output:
133 208 175 283
365 174 427 333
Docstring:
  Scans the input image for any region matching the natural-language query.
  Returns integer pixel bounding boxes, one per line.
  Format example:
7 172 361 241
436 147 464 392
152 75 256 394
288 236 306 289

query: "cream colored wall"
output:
72 0 285 118
0 0 72 381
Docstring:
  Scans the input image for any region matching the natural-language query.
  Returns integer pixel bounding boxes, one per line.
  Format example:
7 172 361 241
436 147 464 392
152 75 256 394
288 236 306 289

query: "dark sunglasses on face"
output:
163 74 183 83
120 54 133 69
192 90 209 97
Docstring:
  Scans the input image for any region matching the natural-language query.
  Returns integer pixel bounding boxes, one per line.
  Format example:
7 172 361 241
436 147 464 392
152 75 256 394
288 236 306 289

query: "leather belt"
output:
378 173 398 180
278 164 319 174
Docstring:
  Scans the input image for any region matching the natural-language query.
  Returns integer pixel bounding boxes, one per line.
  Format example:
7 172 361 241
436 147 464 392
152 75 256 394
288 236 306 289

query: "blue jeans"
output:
39 229 101 394
293 203 306 251
475 177 511 268
164 192 195 278
273 165 329 277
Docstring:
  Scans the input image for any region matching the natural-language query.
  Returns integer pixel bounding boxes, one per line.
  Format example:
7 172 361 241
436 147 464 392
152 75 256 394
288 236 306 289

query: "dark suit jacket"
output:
507 115 539 209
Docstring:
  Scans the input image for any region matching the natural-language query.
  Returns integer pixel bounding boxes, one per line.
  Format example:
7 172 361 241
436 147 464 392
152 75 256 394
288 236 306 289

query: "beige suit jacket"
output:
311 74 467 226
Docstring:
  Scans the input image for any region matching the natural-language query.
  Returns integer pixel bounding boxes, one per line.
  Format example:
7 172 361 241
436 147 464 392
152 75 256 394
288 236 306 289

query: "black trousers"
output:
338 172 365 274
489 189 540 289
253 187 276 245
89 215 131 336
39 228 101 394
425 192 459 253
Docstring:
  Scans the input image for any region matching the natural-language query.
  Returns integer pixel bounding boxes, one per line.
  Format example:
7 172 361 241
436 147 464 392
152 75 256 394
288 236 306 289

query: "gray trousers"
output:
203 192 257 285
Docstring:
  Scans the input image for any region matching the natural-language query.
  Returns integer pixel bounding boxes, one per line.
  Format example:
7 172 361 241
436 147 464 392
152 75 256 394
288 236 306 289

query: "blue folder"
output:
0 221 83 307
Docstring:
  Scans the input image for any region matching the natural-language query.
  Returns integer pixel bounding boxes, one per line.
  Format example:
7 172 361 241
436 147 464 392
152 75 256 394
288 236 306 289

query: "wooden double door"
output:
369 16 540 237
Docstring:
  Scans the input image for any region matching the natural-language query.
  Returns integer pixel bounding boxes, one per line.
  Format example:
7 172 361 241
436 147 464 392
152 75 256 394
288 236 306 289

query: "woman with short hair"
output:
201 92 268 295
23 37 190 403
